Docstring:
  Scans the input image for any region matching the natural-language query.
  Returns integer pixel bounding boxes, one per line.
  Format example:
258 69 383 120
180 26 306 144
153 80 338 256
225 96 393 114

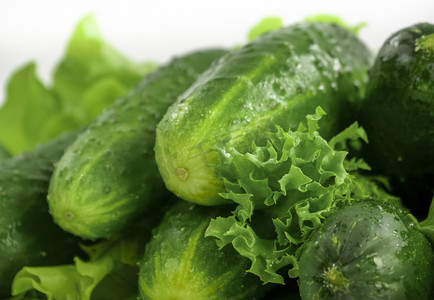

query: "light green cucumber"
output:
138 201 266 300
155 22 372 206
47 49 228 240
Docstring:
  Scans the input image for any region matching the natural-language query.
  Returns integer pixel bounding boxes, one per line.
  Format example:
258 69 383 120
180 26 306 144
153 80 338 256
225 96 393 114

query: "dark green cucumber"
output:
138 201 265 300
360 23 434 178
0 143 11 161
298 201 434 300
0 131 82 298
47 49 228 240
358 23 434 218
155 22 371 205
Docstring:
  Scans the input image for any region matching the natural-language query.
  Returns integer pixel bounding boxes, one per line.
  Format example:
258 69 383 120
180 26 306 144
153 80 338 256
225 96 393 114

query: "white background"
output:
1 0 434 104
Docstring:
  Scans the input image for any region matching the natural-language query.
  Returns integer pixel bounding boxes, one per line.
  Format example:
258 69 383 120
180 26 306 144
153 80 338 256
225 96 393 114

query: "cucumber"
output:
155 22 372 205
360 23 434 178
138 201 265 300
358 23 434 217
0 131 82 298
47 49 228 240
298 201 434 300
0 144 11 161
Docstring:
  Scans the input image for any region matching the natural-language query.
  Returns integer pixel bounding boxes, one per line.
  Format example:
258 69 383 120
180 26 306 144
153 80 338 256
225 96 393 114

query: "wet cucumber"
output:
0 131 82 298
358 23 434 217
47 49 228 240
138 201 265 300
360 23 434 179
155 22 372 205
298 201 434 300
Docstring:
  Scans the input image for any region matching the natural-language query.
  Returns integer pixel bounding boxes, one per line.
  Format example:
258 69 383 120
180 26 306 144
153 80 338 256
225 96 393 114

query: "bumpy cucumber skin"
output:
0 144 11 161
47 49 228 240
359 23 434 218
0 131 82 298
360 23 434 179
298 201 434 300
155 22 371 205
138 201 265 300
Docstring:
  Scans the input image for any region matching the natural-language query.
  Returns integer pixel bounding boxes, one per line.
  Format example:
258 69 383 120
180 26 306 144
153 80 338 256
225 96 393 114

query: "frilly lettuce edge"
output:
11 236 142 300
205 106 400 284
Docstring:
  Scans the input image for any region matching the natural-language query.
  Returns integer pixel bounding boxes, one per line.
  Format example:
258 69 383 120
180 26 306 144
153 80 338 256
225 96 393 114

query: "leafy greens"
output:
205 107 400 284
418 197 434 245
0 14 157 155
304 14 367 35
11 237 140 300
248 17 283 41
10 209 164 300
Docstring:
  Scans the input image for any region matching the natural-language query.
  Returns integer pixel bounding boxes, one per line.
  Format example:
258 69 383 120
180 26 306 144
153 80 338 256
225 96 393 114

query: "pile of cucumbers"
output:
1 18 433 300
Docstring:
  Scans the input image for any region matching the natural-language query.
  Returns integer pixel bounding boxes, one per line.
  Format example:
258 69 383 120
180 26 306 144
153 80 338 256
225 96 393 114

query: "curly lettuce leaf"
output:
304 14 367 36
206 107 400 284
0 14 157 155
248 17 283 41
418 197 434 244
52 13 157 124
10 203 167 300
0 63 61 155
11 236 141 300
8 292 45 300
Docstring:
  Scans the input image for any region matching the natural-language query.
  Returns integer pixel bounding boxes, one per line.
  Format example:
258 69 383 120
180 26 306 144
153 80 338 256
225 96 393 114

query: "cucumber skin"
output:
358 23 434 218
360 23 434 179
298 201 434 300
138 201 265 300
47 49 228 240
0 131 82 298
155 22 372 205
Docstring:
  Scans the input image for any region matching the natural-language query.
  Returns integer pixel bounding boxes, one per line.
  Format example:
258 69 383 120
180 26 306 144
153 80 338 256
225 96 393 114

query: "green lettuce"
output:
0 14 157 155
52 14 157 124
10 200 169 300
10 212 161 300
304 14 367 35
418 197 434 245
247 14 365 45
205 107 400 284
0 63 61 154
248 17 283 41
11 239 139 300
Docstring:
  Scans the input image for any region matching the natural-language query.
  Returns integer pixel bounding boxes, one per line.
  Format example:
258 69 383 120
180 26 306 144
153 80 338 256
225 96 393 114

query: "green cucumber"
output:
358 23 434 217
0 131 82 298
0 144 11 161
155 22 371 205
298 201 434 299
47 49 228 240
360 23 434 177
138 201 265 300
